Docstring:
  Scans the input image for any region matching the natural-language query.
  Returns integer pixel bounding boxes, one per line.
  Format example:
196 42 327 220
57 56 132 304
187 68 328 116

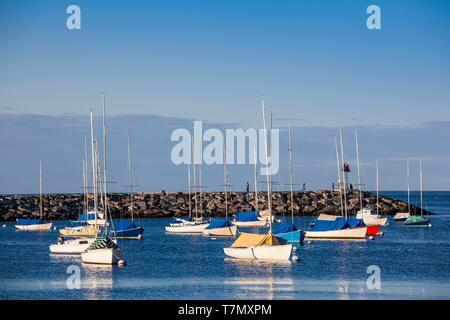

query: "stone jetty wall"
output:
0 190 430 221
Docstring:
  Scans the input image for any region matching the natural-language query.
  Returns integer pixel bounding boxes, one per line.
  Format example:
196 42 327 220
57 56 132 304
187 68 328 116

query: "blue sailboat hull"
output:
275 230 305 245
112 226 144 239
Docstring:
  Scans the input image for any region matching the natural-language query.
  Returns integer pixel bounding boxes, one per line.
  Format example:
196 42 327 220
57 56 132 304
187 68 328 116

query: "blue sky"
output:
0 1 449 192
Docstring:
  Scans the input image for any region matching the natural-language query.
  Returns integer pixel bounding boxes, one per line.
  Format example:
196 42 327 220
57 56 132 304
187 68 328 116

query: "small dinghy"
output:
274 222 305 244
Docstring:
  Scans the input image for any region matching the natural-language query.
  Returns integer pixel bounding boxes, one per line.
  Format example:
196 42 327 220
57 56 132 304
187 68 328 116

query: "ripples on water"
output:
0 192 449 299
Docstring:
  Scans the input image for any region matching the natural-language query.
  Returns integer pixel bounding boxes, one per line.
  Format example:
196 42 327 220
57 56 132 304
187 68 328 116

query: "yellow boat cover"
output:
230 232 280 248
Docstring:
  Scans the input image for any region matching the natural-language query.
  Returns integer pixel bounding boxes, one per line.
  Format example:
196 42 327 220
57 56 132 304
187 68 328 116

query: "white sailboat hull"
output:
394 212 410 221
81 248 123 265
234 220 268 228
305 227 367 240
165 223 209 234
223 244 293 261
49 238 95 255
87 219 107 226
362 216 388 226
203 225 238 236
15 222 52 231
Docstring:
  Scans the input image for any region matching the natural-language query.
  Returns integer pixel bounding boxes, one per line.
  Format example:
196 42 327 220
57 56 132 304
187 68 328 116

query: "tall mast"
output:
193 138 198 219
339 128 348 219
355 130 363 210
376 158 379 216
253 146 258 212
90 110 98 223
39 160 43 220
261 95 272 234
127 131 134 221
188 160 192 218
288 123 294 225
82 157 86 213
334 137 344 216
407 159 410 215
200 161 203 218
420 159 423 216
84 136 89 213
102 94 108 223
223 143 229 219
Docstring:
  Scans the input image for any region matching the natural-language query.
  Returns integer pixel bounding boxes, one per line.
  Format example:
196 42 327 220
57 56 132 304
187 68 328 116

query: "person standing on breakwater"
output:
246 181 250 193
302 182 306 191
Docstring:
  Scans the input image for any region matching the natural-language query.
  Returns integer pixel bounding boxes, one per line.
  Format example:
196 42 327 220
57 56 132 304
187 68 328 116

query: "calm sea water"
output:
0 191 449 300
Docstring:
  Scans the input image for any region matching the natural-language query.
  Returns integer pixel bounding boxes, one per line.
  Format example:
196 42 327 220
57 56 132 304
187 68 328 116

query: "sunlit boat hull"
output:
81 248 123 265
202 225 238 236
15 222 52 231
60 225 99 237
165 223 209 234
223 244 293 261
305 227 367 240
393 212 410 222
49 238 95 254
233 220 268 228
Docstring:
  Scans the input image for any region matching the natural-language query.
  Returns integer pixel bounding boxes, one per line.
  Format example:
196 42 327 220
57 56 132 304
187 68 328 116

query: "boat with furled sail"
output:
403 159 432 227
354 130 388 227
111 131 144 239
165 138 209 234
203 144 237 236
15 161 52 231
394 160 412 222
223 96 293 261
81 94 124 265
274 122 304 244
305 130 367 240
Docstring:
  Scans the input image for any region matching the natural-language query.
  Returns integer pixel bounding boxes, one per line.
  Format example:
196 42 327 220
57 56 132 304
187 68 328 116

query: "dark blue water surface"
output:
0 191 449 300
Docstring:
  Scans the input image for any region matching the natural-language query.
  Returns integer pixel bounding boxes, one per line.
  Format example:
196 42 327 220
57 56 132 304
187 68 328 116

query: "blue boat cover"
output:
311 217 349 231
235 211 258 222
16 219 44 225
115 220 136 231
77 213 96 221
347 218 366 228
273 222 298 234
205 218 233 229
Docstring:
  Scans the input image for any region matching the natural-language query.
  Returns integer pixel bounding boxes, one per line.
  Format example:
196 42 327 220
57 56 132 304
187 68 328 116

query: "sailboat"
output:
354 130 388 227
403 159 432 227
393 160 412 222
274 123 304 244
305 130 367 240
50 151 96 254
203 144 237 236
223 96 293 261
165 139 209 234
81 94 124 265
112 132 144 239
60 114 101 238
15 161 53 231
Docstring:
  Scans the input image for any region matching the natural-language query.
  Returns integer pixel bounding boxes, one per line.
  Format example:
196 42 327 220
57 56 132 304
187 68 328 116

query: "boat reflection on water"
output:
223 259 294 299
81 263 115 299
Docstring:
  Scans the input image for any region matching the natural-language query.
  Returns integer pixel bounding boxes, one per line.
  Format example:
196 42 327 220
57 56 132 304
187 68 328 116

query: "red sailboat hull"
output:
366 225 380 236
